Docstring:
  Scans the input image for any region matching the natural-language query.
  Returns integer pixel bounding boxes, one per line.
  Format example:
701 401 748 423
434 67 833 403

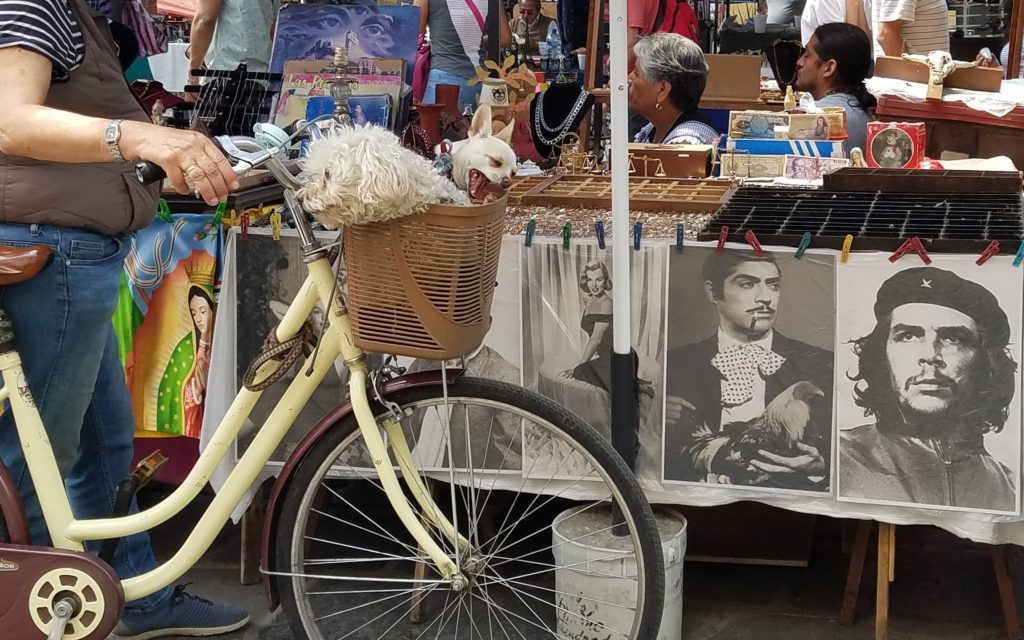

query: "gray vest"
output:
0 0 158 235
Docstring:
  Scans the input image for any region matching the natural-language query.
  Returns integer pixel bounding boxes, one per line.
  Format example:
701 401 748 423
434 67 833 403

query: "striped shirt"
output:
635 119 719 145
0 0 85 81
999 42 1024 79
872 0 949 57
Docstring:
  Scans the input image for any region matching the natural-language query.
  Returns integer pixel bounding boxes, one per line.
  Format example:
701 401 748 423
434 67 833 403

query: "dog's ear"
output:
494 117 515 145
469 104 493 138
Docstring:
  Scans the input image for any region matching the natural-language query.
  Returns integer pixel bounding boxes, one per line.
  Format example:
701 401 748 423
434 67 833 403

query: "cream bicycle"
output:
0 116 664 639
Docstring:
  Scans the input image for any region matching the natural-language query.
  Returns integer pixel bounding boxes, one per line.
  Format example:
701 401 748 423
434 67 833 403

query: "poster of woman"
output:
520 239 666 479
182 285 216 437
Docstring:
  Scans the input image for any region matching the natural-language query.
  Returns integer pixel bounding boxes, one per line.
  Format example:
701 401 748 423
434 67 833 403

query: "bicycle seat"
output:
0 245 53 285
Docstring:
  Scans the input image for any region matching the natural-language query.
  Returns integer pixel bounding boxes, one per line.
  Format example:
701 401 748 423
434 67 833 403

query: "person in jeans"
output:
415 0 513 113
0 1 248 637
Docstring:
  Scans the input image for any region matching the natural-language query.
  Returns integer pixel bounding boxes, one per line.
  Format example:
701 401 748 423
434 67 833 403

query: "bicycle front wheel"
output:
274 377 665 639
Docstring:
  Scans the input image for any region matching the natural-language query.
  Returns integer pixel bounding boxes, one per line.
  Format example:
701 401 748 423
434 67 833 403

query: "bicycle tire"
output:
274 376 665 640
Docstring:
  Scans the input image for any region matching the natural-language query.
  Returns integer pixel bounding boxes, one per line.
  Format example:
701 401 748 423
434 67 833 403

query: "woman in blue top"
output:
629 32 719 145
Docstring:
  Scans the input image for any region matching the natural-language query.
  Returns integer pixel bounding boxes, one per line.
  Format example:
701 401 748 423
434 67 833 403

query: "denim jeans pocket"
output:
66 235 126 267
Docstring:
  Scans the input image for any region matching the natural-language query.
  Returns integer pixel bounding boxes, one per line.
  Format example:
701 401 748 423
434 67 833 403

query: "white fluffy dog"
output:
299 124 469 228
298 104 516 229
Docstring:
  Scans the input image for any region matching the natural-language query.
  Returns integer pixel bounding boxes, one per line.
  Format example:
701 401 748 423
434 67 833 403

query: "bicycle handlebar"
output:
135 116 334 187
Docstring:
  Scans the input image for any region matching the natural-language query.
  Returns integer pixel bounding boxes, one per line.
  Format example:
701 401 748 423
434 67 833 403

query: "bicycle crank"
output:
0 545 123 639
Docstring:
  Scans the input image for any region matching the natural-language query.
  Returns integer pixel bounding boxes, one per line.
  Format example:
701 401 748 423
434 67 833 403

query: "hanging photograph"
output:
270 4 419 82
663 244 836 494
836 255 1022 515
521 239 667 480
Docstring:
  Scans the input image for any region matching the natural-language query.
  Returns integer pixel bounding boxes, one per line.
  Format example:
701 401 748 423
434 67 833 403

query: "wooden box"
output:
627 144 714 178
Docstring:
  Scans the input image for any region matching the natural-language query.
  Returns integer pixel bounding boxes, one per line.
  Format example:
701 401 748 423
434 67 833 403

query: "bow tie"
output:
711 343 787 406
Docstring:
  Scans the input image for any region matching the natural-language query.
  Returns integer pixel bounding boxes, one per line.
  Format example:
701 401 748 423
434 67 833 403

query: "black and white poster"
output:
521 240 667 479
836 255 1022 515
663 245 836 494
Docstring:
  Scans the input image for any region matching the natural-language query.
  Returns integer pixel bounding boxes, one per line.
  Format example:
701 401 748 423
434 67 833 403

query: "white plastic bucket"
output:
552 505 686 640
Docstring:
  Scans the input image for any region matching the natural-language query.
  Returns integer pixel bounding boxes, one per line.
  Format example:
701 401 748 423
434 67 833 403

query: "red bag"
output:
413 34 430 104
654 0 700 44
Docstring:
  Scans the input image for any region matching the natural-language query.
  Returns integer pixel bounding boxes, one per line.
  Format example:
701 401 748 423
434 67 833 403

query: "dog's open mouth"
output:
467 169 506 203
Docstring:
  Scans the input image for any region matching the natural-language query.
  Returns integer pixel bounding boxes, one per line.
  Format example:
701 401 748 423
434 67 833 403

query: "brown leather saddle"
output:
0 246 53 286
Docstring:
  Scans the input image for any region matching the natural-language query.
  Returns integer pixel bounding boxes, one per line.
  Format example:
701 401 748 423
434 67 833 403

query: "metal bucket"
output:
552 505 686 639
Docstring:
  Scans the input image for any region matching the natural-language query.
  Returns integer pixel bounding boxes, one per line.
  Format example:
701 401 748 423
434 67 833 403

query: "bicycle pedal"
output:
132 451 169 489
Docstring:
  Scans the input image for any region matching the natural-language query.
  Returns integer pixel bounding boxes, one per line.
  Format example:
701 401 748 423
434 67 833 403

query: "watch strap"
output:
105 119 127 163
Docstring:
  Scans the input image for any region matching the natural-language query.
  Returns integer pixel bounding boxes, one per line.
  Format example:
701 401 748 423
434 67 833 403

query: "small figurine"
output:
433 140 455 180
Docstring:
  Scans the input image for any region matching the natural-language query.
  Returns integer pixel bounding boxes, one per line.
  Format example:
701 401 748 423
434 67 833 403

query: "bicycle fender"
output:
0 460 29 545
260 367 463 609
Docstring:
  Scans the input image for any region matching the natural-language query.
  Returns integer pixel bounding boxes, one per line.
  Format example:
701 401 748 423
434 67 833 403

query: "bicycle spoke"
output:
471 590 560 640
477 585 527 640
487 508 622 571
492 571 632 639
480 574 638 611
485 501 606 567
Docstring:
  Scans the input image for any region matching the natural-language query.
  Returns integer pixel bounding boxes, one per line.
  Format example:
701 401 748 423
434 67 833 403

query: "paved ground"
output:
142 488 1020 640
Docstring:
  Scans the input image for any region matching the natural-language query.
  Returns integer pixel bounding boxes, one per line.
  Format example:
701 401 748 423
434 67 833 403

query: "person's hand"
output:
120 122 238 206
664 395 696 427
976 48 1000 68
748 442 826 478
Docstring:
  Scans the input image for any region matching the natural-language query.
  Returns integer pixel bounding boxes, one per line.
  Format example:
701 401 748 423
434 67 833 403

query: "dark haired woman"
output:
794 22 876 152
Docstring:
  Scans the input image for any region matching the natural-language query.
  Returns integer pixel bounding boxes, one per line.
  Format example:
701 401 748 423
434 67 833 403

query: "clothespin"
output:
525 219 536 247
562 223 572 250
888 238 916 263
633 222 643 251
212 201 227 227
595 221 606 250
1014 240 1024 267
795 232 812 259
976 240 1000 266
716 226 729 254
840 234 853 264
241 210 249 240
911 237 931 265
270 209 282 241
744 229 765 256
157 198 173 224
676 223 685 254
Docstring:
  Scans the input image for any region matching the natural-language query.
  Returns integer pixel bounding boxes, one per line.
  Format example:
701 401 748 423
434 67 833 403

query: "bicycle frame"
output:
0 147 470 602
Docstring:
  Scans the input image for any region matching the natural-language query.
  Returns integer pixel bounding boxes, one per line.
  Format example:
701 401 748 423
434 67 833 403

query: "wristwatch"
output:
104 119 127 163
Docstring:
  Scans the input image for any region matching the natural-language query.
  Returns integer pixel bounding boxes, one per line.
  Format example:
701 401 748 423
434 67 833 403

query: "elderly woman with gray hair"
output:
630 32 719 145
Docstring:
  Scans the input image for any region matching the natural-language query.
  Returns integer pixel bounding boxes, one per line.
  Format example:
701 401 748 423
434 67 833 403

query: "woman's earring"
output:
655 102 663 111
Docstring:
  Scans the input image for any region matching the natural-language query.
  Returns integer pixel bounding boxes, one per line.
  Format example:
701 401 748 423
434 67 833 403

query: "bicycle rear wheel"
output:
273 377 664 639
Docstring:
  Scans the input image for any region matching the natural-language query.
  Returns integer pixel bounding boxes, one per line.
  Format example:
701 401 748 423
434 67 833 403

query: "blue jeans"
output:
0 222 171 615
423 67 481 114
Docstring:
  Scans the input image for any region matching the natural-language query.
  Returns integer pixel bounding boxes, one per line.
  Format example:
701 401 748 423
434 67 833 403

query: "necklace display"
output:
533 89 590 146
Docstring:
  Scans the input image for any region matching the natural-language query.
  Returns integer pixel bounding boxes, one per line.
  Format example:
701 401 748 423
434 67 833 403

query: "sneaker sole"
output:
108 614 250 640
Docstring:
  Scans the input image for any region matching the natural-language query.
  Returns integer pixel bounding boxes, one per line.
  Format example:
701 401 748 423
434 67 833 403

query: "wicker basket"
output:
344 196 507 360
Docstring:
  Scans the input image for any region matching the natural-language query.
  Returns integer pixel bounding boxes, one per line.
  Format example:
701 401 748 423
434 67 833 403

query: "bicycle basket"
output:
344 196 507 360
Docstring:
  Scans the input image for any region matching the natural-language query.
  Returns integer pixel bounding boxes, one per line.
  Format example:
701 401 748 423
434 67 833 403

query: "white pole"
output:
608 0 631 355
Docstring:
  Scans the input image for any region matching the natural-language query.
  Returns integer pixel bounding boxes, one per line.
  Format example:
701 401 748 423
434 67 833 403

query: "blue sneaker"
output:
110 584 250 639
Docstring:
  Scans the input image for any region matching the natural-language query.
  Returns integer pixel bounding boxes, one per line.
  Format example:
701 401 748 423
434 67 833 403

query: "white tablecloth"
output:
148 42 191 93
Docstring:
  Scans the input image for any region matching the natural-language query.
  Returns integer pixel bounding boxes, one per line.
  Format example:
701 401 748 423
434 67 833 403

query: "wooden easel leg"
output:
993 545 1022 640
840 519 873 625
875 523 894 640
240 486 267 586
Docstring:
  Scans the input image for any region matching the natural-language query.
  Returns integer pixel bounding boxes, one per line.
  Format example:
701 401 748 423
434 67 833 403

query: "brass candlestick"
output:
329 44 359 126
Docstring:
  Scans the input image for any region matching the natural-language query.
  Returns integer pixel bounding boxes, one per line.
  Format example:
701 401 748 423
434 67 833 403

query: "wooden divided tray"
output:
507 176 548 205
519 175 736 213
